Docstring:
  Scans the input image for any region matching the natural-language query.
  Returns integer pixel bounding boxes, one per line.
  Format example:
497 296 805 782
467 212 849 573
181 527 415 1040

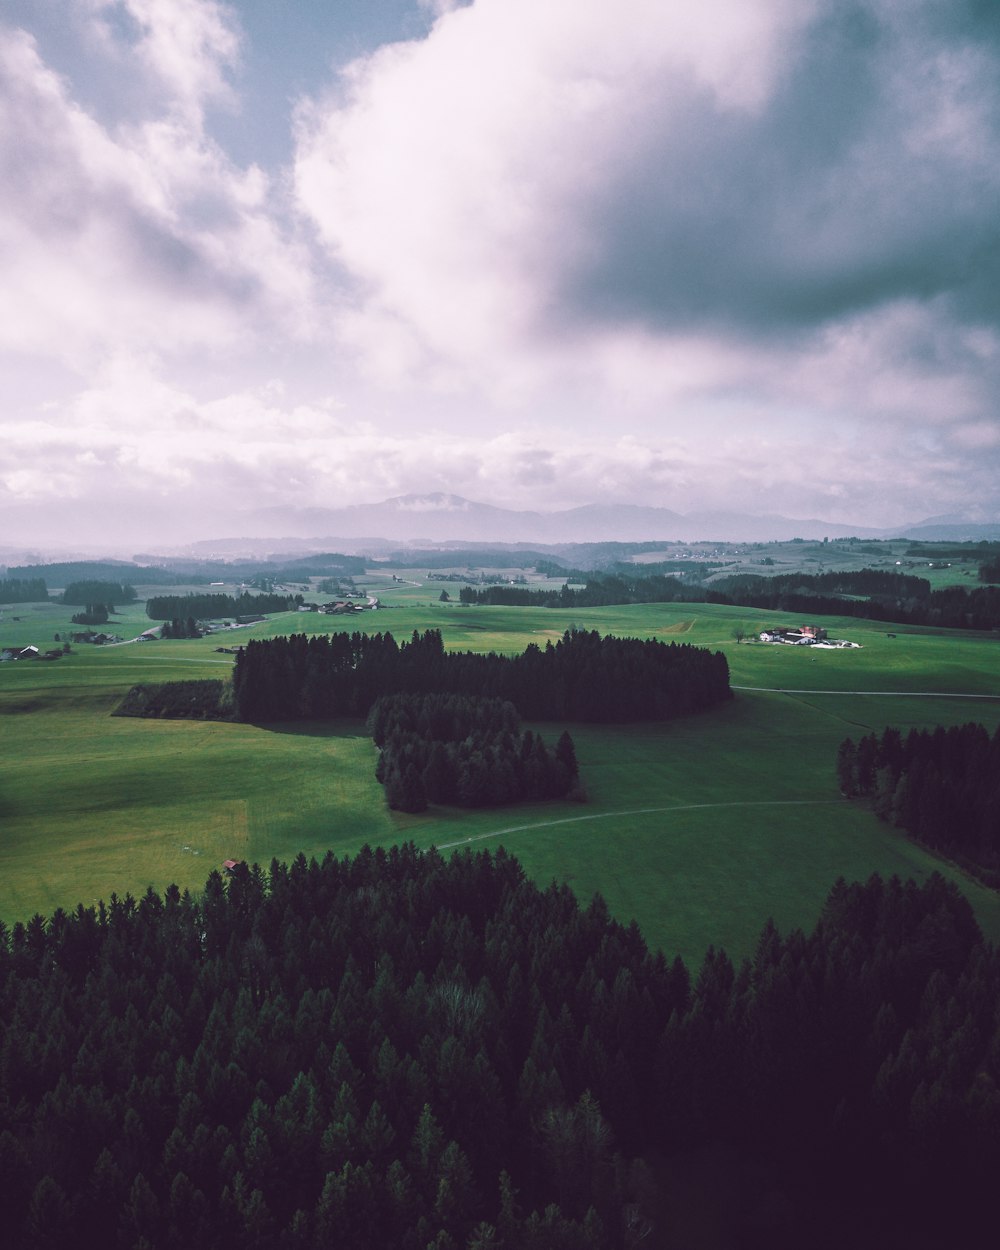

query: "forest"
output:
231 629 731 724
460 569 1000 630
367 693 580 812
837 722 1000 887
0 577 48 603
61 580 138 607
0 849 996 1249
145 592 304 622
459 575 693 609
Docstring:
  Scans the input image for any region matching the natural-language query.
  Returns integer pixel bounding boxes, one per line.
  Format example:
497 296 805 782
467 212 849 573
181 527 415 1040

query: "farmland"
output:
2 569 999 964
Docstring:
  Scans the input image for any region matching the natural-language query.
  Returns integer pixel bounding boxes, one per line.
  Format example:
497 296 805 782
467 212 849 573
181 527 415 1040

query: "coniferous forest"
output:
146 592 304 621
1 850 998 1249
231 628 731 724
367 693 580 812
0 576 49 603
458 569 1000 631
837 722 1000 886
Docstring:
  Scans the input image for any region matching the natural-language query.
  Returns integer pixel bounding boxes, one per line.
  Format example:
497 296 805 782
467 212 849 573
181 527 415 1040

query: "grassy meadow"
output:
2 576 999 964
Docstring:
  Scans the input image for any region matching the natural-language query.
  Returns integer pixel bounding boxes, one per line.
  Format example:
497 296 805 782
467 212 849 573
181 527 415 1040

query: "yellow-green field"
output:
2 584 999 963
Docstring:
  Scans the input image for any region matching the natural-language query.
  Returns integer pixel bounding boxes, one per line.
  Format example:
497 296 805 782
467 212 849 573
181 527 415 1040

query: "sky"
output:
2 0 1000 548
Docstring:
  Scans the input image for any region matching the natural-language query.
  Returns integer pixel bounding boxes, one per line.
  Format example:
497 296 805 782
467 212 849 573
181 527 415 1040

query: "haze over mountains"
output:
192 494 1000 556
4 493 1000 566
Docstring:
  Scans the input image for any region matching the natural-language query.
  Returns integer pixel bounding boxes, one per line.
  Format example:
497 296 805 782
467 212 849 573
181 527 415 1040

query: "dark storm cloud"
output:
564 1 1000 340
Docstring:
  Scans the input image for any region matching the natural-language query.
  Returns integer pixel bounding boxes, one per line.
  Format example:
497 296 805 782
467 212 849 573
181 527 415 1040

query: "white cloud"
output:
3 1 1000 540
293 0 1000 451
2 356 987 533
295 1 812 388
0 11 311 373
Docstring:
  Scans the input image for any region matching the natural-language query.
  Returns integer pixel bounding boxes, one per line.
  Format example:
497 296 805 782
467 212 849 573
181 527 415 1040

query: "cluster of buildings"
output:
1 644 68 661
296 595 381 614
759 625 860 649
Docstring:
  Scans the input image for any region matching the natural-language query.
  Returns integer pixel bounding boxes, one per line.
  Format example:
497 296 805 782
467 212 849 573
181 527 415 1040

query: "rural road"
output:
437 797 847 851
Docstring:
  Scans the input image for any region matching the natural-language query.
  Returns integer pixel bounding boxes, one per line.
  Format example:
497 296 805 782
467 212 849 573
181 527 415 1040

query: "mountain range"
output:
5 494 1000 565
219 493 1000 550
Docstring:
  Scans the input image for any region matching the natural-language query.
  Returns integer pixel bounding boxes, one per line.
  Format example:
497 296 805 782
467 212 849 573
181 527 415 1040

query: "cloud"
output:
88 0 242 122
0 9 311 371
4 357 994 538
4 0 1000 542
294 0 1000 439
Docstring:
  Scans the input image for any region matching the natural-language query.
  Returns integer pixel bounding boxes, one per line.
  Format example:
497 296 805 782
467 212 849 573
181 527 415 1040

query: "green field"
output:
2 583 999 963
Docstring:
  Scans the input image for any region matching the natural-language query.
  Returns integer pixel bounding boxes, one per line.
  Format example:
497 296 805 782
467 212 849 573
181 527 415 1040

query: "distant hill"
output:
239 492 890 545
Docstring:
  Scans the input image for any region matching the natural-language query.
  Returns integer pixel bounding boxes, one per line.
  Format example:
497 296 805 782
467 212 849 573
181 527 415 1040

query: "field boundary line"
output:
436 798 845 850
732 685 1000 699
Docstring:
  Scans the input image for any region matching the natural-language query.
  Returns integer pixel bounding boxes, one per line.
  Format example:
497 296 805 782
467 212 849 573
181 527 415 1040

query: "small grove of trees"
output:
836 722 1000 886
160 617 201 639
979 557 1000 583
70 604 110 625
146 591 303 621
459 572 695 609
367 693 580 812
0 577 47 603
61 580 136 607
232 628 732 724
115 680 233 719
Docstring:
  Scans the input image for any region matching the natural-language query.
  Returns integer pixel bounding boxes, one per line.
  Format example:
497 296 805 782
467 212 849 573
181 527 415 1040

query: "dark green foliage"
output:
709 570 1000 630
232 628 731 723
458 565 1000 630
61 580 136 607
0 577 48 603
369 694 578 810
70 604 110 625
837 723 1000 886
160 617 201 639
0 856 995 1249
146 592 302 621
979 557 1000 583
10 560 152 585
459 572 697 608
114 681 233 720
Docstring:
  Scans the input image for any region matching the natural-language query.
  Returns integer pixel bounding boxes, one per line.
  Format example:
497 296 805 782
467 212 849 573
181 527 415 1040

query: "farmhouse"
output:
760 624 861 649
759 625 828 644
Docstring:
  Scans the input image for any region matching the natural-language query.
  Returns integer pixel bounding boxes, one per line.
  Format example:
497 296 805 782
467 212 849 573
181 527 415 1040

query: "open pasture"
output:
2 587 999 962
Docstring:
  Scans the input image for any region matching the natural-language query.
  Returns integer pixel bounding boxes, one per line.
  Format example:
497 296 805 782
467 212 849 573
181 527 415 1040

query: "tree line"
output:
61 580 138 607
460 568 1000 631
459 573 694 609
0 577 48 603
0 850 996 1248
146 592 303 621
837 722 1000 887
709 571 1000 630
231 628 731 724
367 693 580 812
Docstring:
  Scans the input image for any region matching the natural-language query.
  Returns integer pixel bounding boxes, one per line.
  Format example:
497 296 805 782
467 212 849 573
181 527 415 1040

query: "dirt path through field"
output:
436 797 846 850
